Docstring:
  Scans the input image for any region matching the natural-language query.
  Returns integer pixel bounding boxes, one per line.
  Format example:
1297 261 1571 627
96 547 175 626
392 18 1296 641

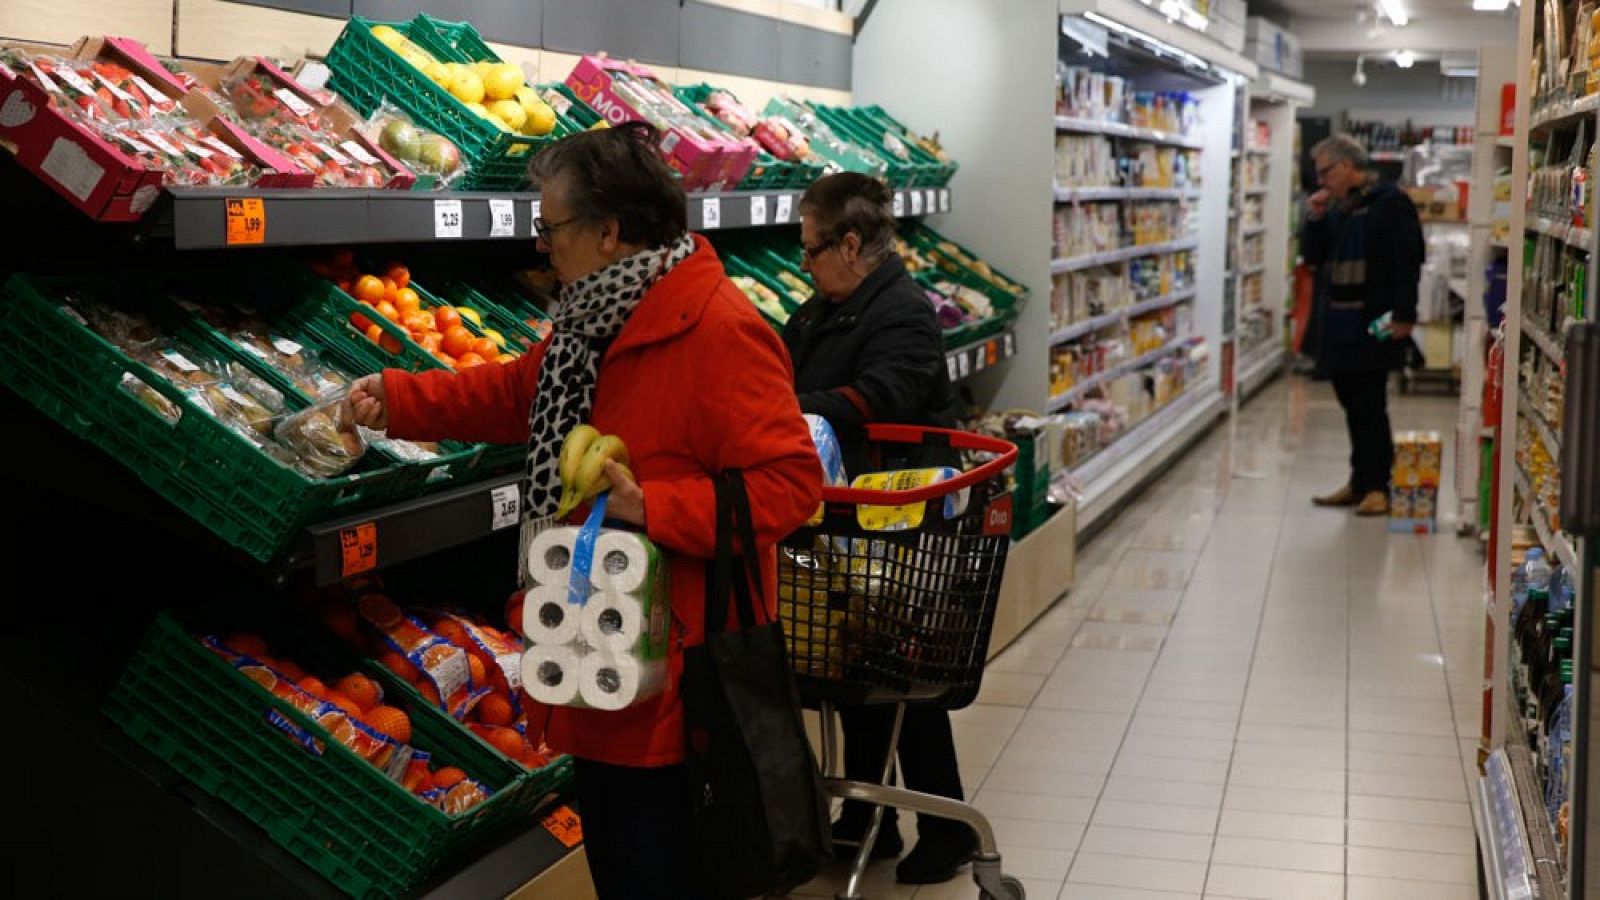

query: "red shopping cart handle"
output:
818 424 1018 506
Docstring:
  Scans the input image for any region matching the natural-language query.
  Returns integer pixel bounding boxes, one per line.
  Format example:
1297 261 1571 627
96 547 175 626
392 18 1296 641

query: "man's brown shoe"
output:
1313 484 1357 507
1355 491 1390 516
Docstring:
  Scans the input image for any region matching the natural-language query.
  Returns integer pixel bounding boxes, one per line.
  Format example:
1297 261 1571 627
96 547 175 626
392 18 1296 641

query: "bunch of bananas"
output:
555 425 632 518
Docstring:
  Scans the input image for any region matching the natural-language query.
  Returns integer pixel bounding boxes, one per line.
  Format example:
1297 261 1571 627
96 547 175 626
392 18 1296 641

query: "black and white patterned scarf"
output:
523 233 696 524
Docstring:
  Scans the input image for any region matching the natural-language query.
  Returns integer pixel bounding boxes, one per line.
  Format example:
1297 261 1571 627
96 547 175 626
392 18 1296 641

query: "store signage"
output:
225 197 265 245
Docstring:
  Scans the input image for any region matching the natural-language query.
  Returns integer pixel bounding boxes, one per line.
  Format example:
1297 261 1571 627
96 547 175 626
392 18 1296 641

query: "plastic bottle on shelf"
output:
1528 548 1553 606
1511 548 1532 616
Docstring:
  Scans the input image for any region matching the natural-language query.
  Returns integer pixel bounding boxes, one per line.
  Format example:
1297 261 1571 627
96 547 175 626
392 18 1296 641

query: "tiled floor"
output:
794 375 1484 899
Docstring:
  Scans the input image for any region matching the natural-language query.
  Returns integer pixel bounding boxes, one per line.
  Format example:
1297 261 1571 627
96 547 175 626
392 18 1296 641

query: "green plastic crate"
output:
324 17 547 191
813 104 957 187
723 255 800 329
0 274 425 562
405 12 496 64
168 285 491 494
672 84 824 190
899 222 1029 306
104 609 571 900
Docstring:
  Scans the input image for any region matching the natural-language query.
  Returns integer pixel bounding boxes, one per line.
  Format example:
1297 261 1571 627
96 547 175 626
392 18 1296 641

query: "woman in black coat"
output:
780 173 974 885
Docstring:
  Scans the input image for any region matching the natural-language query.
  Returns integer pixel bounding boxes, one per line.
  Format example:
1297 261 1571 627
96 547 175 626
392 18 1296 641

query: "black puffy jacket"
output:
781 256 955 476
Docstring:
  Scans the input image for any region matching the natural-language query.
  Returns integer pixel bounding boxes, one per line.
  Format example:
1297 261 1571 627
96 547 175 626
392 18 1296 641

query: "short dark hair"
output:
527 121 688 247
799 172 896 263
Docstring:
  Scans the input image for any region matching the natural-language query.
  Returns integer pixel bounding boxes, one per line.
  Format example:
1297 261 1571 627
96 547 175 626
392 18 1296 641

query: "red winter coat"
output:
382 235 823 767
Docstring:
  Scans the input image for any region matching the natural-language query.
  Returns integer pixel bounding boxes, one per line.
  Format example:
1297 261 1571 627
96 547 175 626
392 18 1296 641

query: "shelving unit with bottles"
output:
1475 2 1595 896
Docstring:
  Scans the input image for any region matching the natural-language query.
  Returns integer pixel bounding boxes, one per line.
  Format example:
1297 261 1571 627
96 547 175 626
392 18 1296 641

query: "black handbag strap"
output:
706 470 767 635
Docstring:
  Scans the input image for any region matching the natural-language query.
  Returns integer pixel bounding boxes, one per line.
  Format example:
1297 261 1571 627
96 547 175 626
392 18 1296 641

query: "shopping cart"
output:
778 424 1023 900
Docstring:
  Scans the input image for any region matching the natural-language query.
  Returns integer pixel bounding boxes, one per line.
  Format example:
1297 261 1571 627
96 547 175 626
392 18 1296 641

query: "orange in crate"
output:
474 693 515 727
362 705 412 743
334 673 383 713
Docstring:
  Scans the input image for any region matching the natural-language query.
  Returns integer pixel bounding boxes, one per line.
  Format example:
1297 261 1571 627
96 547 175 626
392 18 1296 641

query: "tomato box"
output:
565 54 755 191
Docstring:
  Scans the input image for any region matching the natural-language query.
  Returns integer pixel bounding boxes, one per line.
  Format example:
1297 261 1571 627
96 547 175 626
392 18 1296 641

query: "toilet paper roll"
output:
578 653 664 711
520 584 582 646
522 645 581 706
580 593 646 654
589 530 657 595
525 526 579 586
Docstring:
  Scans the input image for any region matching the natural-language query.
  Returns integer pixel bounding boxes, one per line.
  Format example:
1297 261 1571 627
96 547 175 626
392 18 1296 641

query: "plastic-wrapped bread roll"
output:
525 526 579 585
578 653 665 710
522 644 582 705
520 584 582 645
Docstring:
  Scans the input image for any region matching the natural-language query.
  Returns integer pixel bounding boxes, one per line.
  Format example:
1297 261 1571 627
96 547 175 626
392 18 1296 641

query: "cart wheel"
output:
981 875 1026 899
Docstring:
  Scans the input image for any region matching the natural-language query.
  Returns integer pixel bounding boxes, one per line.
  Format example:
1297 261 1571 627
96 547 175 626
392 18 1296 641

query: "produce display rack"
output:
156 185 951 249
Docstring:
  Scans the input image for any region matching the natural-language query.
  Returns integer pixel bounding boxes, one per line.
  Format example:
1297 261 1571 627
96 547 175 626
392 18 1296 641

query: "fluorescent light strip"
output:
1377 0 1409 26
1083 11 1211 71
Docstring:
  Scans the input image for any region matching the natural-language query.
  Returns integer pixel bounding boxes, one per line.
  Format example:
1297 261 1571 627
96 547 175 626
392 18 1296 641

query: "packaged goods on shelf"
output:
1049 306 1189 397
764 95 888 181
1051 251 1194 329
1241 233 1265 268
1054 135 1201 189
1053 202 1192 257
1056 135 1120 187
1243 152 1269 190
1241 194 1264 228
1055 64 1201 138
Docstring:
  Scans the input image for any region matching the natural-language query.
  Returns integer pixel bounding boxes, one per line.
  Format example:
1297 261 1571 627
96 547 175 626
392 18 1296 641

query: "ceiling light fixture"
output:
1354 54 1368 85
1083 11 1211 70
1377 0 1410 26
1471 0 1510 9
1395 49 1416 68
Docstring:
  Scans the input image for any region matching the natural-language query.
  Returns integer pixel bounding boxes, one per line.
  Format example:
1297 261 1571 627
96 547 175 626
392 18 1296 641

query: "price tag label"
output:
161 350 199 372
111 132 155 155
946 356 959 381
140 130 184 156
203 136 244 160
225 197 266 246
489 198 515 237
940 189 951 212
701 196 721 229
975 346 987 371
130 74 166 105
94 72 138 105
274 87 315 117
910 191 923 215
55 66 96 97
926 189 938 213
272 337 303 356
749 194 768 226
490 484 520 530
341 140 380 165
530 199 543 236
1004 331 1015 356
957 352 970 378
314 141 351 165
340 522 378 577
434 199 464 238
775 194 794 223
541 805 583 848
893 192 906 217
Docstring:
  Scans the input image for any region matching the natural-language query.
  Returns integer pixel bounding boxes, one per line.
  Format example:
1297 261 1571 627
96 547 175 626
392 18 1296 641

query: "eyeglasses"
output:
801 239 837 261
534 215 580 238
1316 161 1342 179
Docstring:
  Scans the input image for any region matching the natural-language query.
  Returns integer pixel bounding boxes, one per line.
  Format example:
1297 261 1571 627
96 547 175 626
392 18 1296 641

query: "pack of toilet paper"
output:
519 518 670 711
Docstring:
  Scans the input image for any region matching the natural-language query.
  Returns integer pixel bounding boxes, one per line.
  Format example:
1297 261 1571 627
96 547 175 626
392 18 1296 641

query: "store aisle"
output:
796 375 1483 899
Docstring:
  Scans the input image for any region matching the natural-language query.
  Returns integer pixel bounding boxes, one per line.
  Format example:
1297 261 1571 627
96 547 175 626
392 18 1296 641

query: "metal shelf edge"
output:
1048 289 1197 345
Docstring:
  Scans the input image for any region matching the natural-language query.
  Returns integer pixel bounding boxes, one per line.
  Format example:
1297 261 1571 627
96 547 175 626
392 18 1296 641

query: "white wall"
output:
1304 60 1476 128
852 0 1058 412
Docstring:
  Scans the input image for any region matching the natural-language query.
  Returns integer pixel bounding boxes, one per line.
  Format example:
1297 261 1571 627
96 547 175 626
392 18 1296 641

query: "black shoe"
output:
895 826 978 884
831 808 904 860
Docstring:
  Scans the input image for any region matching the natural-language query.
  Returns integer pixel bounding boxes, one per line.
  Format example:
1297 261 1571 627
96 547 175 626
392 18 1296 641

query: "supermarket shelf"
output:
1491 237 1511 249
1060 378 1218 490
1496 135 1515 148
1047 336 1193 412
1519 386 1562 458
1526 212 1593 251
1450 277 1470 299
161 185 950 249
284 471 523 586
1243 188 1268 197
1523 319 1564 364
1478 749 1539 900
1053 185 1201 202
1048 288 1197 345
1240 263 1265 276
1515 466 1580 576
1369 150 1405 161
1506 744 1568 897
1054 115 1204 149
944 322 1019 381
1241 225 1266 237
1532 92 1600 130
1246 147 1270 156
1051 236 1199 273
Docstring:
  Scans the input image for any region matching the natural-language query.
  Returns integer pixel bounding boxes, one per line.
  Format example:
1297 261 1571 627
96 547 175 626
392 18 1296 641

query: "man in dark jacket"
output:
780 173 972 886
1302 133 1424 515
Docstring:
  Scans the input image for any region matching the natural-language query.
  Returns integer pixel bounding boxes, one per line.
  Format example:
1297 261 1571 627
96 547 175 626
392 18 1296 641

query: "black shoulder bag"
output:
682 470 830 898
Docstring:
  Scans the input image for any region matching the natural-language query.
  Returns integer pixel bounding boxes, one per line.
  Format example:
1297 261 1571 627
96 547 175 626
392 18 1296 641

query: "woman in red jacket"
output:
347 123 823 899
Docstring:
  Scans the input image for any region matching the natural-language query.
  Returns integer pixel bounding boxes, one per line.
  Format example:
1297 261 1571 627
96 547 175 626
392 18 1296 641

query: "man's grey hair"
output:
1311 133 1369 169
